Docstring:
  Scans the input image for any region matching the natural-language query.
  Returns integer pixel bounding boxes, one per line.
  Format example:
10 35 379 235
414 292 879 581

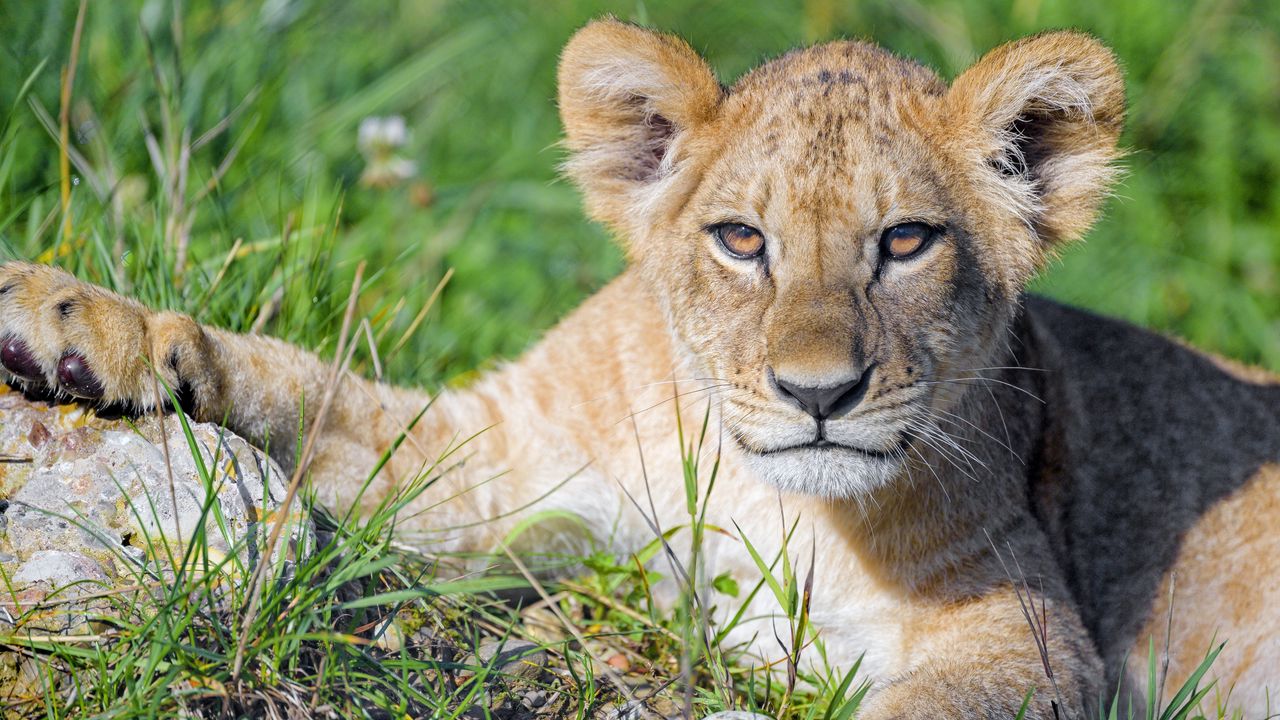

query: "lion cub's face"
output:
559 22 1124 496
659 47 1004 495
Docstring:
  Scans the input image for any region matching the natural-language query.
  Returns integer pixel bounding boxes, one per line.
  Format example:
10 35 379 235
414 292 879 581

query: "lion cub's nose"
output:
771 367 872 421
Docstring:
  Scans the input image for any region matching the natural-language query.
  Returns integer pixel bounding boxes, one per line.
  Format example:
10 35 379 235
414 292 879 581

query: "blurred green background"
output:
1 0 1277 387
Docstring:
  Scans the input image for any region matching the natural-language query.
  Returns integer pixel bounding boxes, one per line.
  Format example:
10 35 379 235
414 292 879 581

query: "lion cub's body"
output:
0 19 1276 720
411 272 1280 714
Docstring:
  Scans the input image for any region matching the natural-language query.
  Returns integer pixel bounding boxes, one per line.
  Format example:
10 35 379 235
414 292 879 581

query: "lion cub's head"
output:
558 20 1124 497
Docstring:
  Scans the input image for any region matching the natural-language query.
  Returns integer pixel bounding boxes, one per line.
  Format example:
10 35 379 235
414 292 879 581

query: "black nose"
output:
771 367 872 421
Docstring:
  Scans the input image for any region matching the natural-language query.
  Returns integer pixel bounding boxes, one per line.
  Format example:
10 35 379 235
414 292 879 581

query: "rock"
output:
372 620 405 652
0 385 310 613
604 652 631 672
470 638 548 680
12 549 110 586
0 386 314 697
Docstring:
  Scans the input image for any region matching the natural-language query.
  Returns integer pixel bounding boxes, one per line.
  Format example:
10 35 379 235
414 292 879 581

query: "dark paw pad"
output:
1 337 43 381
57 352 104 399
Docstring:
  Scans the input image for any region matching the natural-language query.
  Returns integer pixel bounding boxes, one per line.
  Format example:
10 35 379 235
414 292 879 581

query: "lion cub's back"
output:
1024 295 1280 712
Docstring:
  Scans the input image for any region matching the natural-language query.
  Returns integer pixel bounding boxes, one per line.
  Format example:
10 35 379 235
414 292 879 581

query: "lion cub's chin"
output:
739 446 902 498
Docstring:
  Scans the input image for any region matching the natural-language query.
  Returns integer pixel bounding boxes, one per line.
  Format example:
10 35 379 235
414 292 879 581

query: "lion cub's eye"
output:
880 222 938 261
711 223 766 260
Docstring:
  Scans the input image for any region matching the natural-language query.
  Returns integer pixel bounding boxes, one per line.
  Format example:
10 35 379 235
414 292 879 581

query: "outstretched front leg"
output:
0 261 448 510
858 585 1102 719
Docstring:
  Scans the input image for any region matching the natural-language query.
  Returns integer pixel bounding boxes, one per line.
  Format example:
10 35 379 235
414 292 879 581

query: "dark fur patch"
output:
16 381 59 405
947 227 1003 343
173 380 198 415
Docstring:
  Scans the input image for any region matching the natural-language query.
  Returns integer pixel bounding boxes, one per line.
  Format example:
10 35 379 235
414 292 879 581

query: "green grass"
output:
2 0 1276 377
0 0 1274 717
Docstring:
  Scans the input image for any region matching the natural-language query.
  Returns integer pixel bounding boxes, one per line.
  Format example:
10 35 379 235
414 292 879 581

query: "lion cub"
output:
1 20 1276 719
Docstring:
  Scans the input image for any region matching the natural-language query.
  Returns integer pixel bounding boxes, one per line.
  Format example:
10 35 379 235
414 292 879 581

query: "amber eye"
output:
880 222 938 261
711 223 766 260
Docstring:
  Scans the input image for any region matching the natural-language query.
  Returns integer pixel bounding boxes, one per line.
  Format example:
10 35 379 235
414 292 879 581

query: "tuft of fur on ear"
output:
946 31 1126 252
558 19 723 242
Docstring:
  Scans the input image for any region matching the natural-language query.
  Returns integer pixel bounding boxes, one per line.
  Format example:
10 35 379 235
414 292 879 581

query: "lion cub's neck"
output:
836 309 1058 595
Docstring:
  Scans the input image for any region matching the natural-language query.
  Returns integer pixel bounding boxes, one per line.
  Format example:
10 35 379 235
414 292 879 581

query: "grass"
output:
2 0 1277 378
0 0 1274 718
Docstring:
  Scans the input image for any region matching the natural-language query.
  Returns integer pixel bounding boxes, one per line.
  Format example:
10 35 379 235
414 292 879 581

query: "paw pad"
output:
57 352 103 399
1 337 42 381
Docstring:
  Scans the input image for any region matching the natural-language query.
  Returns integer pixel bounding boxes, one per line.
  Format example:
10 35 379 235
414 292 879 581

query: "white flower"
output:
357 115 417 187
358 116 409 156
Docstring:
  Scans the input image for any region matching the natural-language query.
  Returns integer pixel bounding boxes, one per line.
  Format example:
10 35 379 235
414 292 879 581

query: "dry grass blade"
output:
361 318 383 380
149 354 184 548
985 529 1069 717
196 237 245 316
388 267 453 359
57 0 89 253
0 582 156 609
26 98 108 200
489 537 641 706
250 287 284 335
0 634 112 645
192 86 261 152
558 580 681 643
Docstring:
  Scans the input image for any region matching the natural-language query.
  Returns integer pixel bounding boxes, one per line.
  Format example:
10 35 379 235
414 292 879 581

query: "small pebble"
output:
471 638 548 679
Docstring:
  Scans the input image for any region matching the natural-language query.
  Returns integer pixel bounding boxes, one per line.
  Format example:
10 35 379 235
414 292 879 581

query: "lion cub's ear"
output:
558 19 723 243
946 31 1126 251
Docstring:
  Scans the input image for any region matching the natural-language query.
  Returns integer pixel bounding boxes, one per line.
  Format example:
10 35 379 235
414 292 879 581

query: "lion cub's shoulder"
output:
1024 294 1280 394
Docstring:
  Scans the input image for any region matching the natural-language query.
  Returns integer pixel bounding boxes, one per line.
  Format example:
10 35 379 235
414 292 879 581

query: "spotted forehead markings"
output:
731 40 945 96
737 57 926 135
731 47 943 153
740 87 922 170
818 68 861 84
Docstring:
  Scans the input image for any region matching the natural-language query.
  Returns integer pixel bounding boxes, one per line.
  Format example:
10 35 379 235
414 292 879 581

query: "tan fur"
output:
1130 464 1280 714
1 20 1276 719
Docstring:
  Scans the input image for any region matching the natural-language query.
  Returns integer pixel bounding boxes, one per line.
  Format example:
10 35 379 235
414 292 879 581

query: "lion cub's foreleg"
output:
843 508 1104 720
0 262 450 507
861 589 1101 719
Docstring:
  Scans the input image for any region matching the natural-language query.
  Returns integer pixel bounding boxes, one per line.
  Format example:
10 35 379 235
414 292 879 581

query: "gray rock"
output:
0 387 316 694
522 689 547 708
0 386 310 604
471 638 548 679
12 549 110 586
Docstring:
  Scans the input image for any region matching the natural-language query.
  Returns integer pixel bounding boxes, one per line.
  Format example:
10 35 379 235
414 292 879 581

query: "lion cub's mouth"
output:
731 425 910 496
755 436 908 462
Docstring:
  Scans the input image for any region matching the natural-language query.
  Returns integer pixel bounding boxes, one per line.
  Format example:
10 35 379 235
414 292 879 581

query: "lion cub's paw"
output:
0 262 217 411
